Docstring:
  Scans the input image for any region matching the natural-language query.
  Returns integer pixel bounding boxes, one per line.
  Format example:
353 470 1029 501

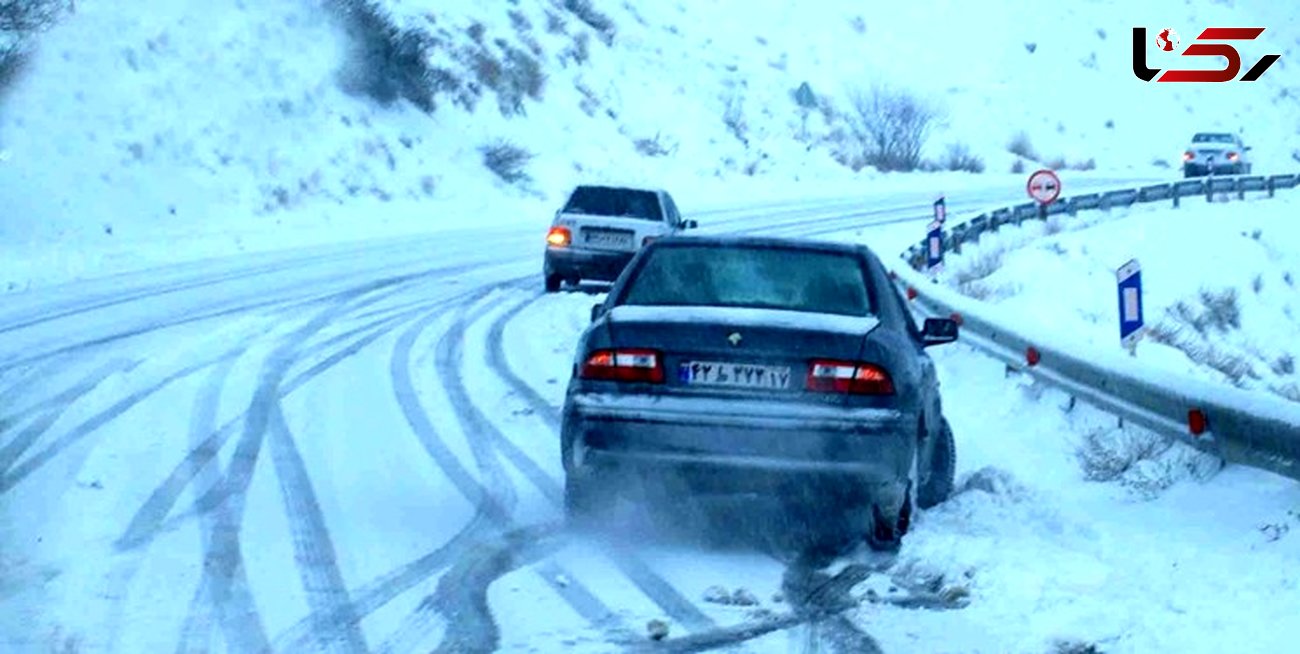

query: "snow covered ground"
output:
3 0 1299 292
937 192 1300 403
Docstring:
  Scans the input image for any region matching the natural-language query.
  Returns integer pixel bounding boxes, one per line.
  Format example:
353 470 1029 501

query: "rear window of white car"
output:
563 187 662 221
619 244 874 317
1192 133 1235 144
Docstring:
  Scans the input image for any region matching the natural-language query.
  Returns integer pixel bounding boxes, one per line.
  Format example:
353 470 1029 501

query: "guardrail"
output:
893 172 1300 482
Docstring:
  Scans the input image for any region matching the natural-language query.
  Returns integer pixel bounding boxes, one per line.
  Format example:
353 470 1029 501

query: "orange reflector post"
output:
1025 346 1041 366
1188 409 1208 436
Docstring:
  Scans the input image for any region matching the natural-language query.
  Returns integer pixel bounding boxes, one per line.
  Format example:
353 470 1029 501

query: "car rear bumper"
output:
563 393 913 498
1184 162 1242 176
545 247 635 281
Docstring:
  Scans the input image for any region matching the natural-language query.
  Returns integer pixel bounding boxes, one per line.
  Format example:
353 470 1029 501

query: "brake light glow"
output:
547 226 571 247
1227 151 1239 161
806 360 895 395
1183 151 1195 161
580 349 664 383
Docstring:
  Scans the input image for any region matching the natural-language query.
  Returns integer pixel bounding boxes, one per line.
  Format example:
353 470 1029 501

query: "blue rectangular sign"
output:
926 221 944 274
1117 259 1144 347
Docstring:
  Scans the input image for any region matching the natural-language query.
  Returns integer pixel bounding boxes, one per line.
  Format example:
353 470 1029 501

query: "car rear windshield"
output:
563 187 662 221
619 244 874 316
1193 134 1235 143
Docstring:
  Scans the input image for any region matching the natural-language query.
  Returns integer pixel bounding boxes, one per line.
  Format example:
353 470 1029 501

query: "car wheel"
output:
545 273 563 293
917 419 956 509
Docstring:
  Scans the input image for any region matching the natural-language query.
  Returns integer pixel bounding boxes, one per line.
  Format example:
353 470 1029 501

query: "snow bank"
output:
938 192 1300 402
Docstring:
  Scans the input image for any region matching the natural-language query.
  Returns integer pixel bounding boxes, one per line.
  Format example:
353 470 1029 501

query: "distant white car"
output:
544 185 697 293
1183 132 1253 177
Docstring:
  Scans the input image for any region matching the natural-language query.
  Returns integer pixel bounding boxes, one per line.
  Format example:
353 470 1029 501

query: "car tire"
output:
545 273 563 293
917 419 956 509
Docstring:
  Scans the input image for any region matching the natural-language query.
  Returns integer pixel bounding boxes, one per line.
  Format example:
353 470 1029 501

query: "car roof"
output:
569 183 669 196
650 234 872 257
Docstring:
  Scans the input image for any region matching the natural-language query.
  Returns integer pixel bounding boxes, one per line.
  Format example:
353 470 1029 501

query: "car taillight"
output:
1183 151 1195 161
547 226 571 247
580 349 664 383
806 360 895 395
642 236 657 247
1227 151 1239 161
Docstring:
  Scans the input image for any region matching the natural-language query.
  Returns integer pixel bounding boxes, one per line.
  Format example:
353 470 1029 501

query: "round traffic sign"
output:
1026 169 1062 205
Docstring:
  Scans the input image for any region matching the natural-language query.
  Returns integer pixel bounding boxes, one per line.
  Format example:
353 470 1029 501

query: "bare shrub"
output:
1071 158 1096 171
1273 354 1296 376
480 140 534 184
1253 274 1264 294
562 31 590 65
544 9 566 33
1199 288 1241 331
562 0 615 45
1052 639 1103 654
1010 159 1026 174
1007 131 1038 160
1 0 70 95
634 133 673 157
508 9 531 32
941 143 985 173
329 0 445 114
0 0 68 32
849 16 866 34
1045 156 1067 171
467 41 545 116
1151 157 1171 169
844 83 941 172
1075 426 1171 482
953 246 1005 286
1148 322 1256 385
723 91 748 146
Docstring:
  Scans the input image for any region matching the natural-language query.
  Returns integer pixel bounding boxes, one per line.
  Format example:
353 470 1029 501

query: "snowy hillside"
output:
1 0 1299 290
938 192 1300 403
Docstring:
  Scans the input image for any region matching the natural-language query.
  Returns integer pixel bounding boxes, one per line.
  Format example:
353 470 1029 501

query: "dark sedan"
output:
559 235 959 550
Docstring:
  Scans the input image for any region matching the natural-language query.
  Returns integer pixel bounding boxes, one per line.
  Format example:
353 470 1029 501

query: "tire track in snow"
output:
265 403 370 654
0 346 244 494
400 292 634 654
484 292 719 634
114 285 458 552
174 352 270 654
167 280 453 654
0 358 138 476
269 295 512 654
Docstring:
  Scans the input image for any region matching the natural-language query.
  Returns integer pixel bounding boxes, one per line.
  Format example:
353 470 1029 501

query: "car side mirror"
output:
590 303 606 322
683 219 699 230
921 317 958 347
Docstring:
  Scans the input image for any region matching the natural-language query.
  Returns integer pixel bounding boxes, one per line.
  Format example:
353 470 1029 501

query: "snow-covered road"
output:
4 178 1299 654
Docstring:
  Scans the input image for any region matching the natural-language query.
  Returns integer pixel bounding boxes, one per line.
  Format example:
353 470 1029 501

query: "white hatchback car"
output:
544 185 697 292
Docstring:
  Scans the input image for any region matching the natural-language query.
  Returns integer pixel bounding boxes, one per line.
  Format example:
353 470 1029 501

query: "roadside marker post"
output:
1117 259 1145 356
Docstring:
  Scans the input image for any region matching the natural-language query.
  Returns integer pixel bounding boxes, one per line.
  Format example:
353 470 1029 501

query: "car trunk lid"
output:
604 304 880 397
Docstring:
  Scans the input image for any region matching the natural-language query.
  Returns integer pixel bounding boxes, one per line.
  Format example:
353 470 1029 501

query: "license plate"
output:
584 230 633 248
678 361 792 389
